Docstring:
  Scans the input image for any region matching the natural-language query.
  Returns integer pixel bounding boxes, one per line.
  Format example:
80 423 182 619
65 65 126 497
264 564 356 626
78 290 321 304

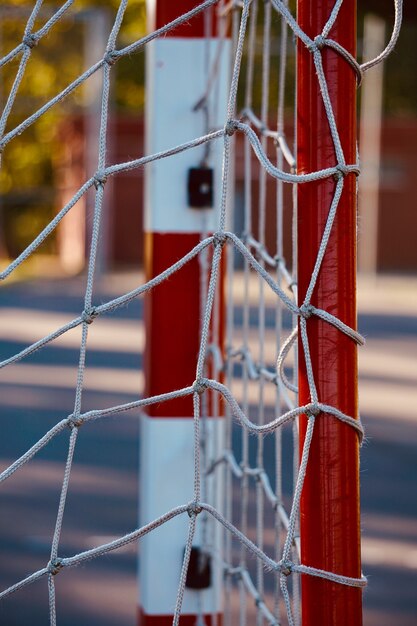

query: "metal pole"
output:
297 1 363 624
139 2 229 624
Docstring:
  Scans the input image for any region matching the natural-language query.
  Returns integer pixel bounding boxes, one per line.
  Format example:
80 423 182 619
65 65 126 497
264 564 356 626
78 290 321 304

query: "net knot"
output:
280 559 293 577
314 35 326 50
103 50 118 66
48 558 63 576
213 232 227 248
194 378 208 395
307 35 326 52
82 307 97 325
305 403 320 418
67 414 84 429
23 34 38 49
334 163 350 180
225 120 238 136
253 468 262 483
299 303 313 319
187 501 203 518
93 171 107 189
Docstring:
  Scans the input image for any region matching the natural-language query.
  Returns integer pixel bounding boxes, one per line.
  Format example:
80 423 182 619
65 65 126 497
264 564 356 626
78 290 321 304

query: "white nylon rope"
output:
0 0 402 623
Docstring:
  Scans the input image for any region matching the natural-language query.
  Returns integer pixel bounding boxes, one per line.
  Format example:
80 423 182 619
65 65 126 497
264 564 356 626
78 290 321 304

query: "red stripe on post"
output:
297 1 363 625
144 231 225 417
152 0 215 38
139 609 223 626
144 231 201 417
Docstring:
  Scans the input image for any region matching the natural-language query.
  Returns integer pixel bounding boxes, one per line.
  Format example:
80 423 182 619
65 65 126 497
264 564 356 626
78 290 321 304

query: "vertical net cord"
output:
211 1 230 598
274 1 288 621
291 14 300 626
198 223 210 626
174 510 198 626
210 225 221 626
200 7 224 625
224 199 234 626
225 8 242 625
280 3 301 622
198 10 214 626
224 8 234 625
256 2 272 624
175 2 252 621
280 416 315 626
46 2 128 622
240 0 258 623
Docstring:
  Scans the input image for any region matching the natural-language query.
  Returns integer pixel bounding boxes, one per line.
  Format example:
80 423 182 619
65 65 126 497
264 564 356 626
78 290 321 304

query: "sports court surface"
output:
0 271 415 625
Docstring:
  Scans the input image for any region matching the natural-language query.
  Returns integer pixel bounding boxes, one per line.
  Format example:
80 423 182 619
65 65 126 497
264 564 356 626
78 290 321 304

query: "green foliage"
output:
0 0 146 259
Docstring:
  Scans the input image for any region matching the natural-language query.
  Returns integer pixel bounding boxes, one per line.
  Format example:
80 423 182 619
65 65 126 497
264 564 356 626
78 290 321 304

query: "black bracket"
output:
185 546 212 590
187 167 214 209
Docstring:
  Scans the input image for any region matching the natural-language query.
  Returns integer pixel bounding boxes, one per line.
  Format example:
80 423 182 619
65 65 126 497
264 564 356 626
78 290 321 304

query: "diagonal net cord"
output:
0 1 402 625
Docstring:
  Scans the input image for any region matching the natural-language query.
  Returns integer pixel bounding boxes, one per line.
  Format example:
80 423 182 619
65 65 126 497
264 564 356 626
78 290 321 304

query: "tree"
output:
0 0 146 260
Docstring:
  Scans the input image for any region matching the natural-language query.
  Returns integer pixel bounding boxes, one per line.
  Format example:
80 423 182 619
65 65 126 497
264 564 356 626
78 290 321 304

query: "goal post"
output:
297 0 362 624
139 1 230 624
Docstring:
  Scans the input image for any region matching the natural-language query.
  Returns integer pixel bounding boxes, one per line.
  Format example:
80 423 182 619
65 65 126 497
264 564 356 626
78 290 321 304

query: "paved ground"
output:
0 271 416 625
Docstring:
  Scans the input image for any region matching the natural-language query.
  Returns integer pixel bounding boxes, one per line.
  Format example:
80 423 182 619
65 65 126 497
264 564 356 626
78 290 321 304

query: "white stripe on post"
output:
145 38 229 234
139 2 230 625
140 419 224 618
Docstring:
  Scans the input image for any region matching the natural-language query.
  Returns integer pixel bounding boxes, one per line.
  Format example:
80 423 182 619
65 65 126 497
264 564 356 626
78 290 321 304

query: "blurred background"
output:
0 0 416 276
0 1 416 625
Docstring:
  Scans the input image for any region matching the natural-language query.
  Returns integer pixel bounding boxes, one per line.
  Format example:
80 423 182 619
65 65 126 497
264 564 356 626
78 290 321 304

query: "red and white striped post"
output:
139 2 229 624
297 1 363 625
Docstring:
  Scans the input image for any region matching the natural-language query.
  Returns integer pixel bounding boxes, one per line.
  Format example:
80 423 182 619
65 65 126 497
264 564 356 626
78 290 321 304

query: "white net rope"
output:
0 1 402 625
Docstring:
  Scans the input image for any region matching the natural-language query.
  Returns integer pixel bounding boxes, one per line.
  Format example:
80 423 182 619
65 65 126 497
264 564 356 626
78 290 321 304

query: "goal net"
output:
0 1 402 625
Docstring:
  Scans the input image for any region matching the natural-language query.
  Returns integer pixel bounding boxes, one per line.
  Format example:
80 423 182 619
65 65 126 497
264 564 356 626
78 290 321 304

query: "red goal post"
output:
297 1 362 625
